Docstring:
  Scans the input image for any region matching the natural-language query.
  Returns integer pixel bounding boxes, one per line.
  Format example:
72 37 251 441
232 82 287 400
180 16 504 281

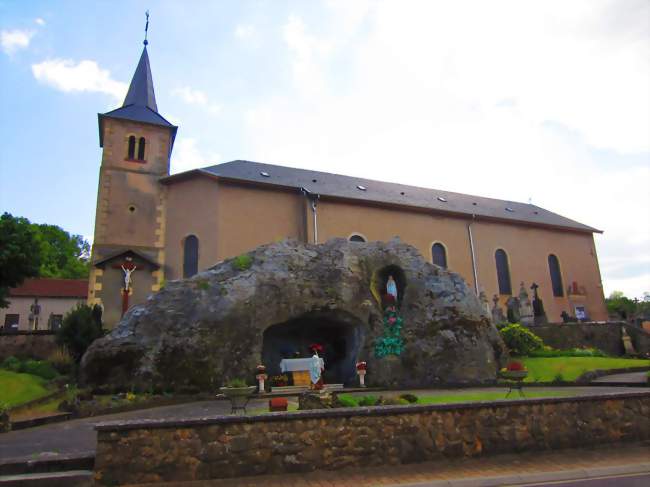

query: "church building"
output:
88 42 607 328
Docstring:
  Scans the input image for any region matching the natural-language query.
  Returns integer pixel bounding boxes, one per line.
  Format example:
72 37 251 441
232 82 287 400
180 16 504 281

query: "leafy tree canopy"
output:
34 223 90 279
606 291 650 319
0 213 90 308
0 213 41 307
56 303 104 363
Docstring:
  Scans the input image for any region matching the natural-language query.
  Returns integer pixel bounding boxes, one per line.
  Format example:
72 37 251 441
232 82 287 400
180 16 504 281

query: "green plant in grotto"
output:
232 254 253 271
374 304 404 357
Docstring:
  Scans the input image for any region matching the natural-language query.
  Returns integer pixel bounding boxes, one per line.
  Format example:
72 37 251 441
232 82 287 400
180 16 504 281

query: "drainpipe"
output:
300 188 320 244
467 215 479 295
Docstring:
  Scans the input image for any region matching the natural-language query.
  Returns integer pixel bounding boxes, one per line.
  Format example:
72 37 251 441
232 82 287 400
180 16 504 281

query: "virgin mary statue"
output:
309 345 325 390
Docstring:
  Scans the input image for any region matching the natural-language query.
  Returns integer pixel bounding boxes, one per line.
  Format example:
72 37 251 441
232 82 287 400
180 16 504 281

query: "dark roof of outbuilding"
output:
10 279 88 298
98 46 177 149
162 160 600 234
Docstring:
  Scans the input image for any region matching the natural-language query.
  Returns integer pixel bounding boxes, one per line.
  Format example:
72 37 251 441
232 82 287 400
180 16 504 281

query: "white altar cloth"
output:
279 357 324 373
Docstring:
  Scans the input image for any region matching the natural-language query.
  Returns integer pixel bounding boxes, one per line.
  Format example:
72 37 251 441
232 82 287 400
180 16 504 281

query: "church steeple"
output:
122 46 158 112
97 29 177 150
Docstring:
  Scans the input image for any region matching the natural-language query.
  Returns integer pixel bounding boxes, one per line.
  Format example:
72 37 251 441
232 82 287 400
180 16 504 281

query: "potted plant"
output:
499 360 528 380
255 365 268 393
219 378 256 414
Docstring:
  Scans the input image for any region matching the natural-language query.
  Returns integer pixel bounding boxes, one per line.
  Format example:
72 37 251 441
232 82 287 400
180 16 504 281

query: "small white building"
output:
1 279 88 331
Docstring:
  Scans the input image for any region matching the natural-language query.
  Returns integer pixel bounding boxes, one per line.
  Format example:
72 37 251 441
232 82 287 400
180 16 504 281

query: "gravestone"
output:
531 283 548 325
491 294 506 324
518 282 534 327
506 297 521 324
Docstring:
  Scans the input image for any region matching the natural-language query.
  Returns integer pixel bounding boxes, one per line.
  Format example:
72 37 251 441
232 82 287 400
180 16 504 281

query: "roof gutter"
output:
300 187 320 244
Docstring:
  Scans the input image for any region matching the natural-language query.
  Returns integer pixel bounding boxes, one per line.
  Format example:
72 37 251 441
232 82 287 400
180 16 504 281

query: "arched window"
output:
495 249 512 295
349 234 366 243
548 254 564 297
127 136 136 159
431 242 447 268
183 235 199 278
137 137 146 160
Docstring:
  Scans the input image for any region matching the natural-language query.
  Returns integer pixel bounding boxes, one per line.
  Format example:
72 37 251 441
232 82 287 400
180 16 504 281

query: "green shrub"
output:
399 393 418 403
337 395 358 408
358 395 379 406
1 356 21 372
224 378 248 388
21 359 58 380
232 254 253 271
56 304 105 363
499 323 544 356
196 279 210 290
552 373 565 383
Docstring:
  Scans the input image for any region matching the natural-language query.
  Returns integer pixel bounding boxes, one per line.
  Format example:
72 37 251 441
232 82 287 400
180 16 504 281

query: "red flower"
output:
506 361 525 371
309 343 324 353
356 361 367 370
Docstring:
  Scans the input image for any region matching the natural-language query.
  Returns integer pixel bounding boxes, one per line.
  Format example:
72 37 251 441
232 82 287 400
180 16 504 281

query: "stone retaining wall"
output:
94 391 650 485
531 322 650 356
0 331 58 361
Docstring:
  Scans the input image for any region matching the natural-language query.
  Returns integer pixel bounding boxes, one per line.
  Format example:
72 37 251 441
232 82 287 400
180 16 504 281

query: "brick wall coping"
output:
95 390 650 432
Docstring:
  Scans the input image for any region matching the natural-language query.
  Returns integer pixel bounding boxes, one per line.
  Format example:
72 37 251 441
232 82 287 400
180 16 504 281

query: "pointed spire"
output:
122 45 158 112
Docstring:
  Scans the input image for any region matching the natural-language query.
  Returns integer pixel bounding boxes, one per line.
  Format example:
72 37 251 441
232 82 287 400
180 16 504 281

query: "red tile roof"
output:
9 278 88 299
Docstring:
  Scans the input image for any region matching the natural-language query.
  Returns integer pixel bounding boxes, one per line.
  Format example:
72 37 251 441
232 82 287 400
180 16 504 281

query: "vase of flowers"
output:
356 361 367 387
255 365 268 393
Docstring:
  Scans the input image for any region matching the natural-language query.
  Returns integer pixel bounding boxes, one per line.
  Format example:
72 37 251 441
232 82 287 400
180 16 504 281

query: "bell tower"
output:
88 30 178 328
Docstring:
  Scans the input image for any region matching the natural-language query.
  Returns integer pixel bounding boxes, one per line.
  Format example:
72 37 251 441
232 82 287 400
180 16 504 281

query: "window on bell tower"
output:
137 137 146 160
127 136 136 159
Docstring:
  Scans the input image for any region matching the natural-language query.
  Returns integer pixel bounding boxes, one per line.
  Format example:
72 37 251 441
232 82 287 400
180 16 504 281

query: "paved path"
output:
122 444 650 486
0 386 646 466
592 371 648 383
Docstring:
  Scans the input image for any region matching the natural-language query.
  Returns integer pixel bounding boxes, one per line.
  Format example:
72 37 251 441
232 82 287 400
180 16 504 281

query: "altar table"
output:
279 358 325 386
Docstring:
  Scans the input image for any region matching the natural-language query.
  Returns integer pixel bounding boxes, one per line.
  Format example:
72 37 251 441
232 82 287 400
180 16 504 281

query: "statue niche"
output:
371 265 407 309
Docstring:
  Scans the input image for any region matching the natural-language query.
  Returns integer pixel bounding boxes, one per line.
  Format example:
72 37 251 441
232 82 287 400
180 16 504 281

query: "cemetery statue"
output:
309 344 325 391
386 275 398 301
530 282 548 325
29 298 41 330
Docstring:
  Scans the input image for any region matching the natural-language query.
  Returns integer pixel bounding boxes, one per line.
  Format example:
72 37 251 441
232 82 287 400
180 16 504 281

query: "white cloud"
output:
241 0 650 298
35 18 46 26
1 29 34 55
31 59 127 101
170 137 221 174
235 24 256 41
171 86 221 114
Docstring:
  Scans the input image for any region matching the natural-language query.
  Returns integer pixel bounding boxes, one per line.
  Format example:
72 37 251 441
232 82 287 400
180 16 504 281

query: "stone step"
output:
0 454 94 476
0 470 93 487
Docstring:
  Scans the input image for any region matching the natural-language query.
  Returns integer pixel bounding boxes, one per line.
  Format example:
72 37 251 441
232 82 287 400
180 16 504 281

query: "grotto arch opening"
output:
261 310 365 386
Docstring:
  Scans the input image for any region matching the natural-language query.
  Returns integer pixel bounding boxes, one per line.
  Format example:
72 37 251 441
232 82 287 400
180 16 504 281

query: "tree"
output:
32 223 90 279
0 213 41 308
56 304 104 363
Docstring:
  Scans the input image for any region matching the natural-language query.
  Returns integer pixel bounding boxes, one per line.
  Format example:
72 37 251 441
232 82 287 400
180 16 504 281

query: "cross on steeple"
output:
144 10 150 46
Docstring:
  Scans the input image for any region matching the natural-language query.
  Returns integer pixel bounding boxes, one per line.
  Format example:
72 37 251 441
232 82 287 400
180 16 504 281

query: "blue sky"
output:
1 0 648 299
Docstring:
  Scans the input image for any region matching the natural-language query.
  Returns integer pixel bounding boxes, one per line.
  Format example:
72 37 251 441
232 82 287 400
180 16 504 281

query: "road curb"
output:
383 462 650 486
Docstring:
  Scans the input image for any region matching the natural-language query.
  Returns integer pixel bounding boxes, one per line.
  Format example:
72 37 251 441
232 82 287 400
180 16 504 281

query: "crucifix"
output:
112 257 138 316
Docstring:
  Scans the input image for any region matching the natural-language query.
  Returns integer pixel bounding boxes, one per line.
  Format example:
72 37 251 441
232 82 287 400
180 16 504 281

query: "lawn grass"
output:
416 390 573 404
0 369 52 408
520 356 650 382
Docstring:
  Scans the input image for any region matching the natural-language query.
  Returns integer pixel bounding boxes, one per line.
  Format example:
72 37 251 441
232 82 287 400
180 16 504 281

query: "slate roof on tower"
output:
162 160 601 234
98 46 177 149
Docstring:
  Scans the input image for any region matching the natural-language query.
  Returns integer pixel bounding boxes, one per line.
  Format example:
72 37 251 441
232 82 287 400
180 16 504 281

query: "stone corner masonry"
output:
93 391 650 485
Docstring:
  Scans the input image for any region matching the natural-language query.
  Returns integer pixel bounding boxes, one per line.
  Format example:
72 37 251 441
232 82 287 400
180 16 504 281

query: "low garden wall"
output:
0 331 58 361
94 391 650 485
531 322 650 356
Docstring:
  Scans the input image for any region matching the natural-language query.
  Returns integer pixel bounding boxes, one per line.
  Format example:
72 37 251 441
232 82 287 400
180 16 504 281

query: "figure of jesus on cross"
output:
121 261 137 291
